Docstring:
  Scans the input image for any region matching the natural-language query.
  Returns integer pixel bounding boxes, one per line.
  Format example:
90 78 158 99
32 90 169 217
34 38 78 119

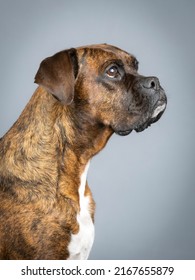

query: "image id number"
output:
114 266 174 276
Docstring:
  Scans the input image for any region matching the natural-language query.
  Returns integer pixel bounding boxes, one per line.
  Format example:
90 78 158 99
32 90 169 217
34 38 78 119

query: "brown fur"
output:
0 44 166 259
0 87 102 259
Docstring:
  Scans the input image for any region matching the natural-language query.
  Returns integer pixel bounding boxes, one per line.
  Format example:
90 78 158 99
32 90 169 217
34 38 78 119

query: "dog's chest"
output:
67 163 95 260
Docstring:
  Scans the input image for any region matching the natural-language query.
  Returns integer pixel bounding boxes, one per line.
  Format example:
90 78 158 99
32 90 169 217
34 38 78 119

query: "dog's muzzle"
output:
132 76 167 133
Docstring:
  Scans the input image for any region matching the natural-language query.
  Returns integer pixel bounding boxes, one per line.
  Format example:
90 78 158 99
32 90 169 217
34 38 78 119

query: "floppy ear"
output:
34 48 78 105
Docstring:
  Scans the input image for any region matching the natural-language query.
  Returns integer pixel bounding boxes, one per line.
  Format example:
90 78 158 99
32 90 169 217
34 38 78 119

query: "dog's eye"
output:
106 66 120 78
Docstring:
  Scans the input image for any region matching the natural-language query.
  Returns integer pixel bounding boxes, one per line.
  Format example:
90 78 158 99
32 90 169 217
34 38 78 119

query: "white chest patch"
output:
67 162 95 260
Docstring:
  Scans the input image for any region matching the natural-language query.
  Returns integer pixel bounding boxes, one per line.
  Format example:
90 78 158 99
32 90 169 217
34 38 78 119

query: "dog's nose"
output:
141 76 160 91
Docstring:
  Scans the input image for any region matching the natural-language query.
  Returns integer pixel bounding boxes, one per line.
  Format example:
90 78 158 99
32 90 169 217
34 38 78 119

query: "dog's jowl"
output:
0 44 167 259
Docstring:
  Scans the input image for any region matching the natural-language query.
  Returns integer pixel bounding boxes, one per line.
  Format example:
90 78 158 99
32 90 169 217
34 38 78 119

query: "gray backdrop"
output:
0 0 194 260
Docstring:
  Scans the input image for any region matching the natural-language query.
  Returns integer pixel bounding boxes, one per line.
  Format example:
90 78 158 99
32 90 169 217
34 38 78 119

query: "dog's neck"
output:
0 87 113 203
52 88 113 201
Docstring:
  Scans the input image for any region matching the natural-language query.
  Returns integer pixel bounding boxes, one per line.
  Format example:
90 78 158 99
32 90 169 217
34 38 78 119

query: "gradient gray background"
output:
0 0 194 260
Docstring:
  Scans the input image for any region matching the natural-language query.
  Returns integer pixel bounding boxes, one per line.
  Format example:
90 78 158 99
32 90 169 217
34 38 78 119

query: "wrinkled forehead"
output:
76 44 136 68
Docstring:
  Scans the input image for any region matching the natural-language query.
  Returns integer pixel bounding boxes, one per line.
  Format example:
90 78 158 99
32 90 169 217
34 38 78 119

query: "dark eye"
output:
106 65 120 78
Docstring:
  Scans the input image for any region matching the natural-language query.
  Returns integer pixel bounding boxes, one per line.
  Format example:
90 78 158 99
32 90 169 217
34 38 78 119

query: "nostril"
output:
150 80 156 89
142 77 160 91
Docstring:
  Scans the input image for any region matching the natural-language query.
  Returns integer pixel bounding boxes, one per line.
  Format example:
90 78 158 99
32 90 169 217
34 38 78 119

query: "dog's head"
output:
35 44 167 135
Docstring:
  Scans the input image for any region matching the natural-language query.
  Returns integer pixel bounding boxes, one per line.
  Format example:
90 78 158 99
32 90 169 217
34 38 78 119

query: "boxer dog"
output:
0 44 167 259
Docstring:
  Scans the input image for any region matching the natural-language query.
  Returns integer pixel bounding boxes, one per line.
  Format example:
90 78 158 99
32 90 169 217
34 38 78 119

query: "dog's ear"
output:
34 48 78 105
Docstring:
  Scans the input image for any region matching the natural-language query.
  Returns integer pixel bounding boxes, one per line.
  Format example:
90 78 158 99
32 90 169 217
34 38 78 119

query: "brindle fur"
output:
0 44 166 259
